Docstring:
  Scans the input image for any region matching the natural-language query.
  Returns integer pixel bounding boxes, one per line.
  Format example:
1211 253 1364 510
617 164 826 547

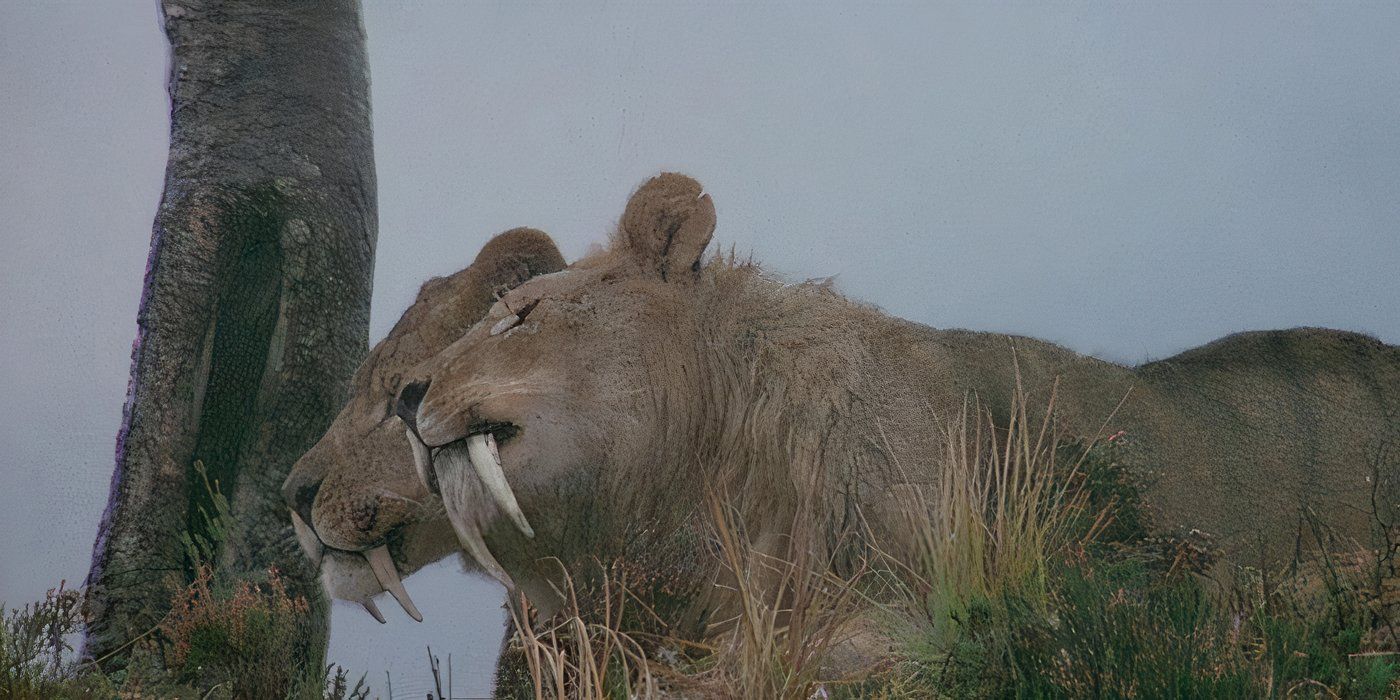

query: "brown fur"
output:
403 174 1397 617
281 227 564 603
290 174 1397 660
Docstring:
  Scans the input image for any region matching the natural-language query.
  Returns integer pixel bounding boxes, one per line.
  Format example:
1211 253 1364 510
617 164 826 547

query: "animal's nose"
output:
396 379 431 432
285 476 322 530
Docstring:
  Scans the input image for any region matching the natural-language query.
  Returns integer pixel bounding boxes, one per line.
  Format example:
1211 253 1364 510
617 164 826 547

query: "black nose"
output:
287 477 321 529
396 379 431 432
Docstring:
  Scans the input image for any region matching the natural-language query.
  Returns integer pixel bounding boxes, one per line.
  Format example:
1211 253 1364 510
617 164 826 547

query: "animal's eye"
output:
489 298 540 336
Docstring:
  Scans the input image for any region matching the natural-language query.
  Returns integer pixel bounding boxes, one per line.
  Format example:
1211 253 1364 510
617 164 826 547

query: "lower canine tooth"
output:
361 599 387 624
363 545 423 622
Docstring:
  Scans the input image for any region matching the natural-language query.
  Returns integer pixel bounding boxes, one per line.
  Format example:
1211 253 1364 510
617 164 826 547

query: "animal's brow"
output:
491 283 521 303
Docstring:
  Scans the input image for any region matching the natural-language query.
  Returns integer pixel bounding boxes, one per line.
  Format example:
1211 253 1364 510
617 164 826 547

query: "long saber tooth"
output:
407 429 434 492
451 516 516 589
436 446 516 588
363 545 423 622
466 433 535 538
361 598 387 624
288 508 323 567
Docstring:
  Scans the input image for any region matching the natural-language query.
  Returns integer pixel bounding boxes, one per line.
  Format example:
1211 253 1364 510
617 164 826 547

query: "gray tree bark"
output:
84 0 376 675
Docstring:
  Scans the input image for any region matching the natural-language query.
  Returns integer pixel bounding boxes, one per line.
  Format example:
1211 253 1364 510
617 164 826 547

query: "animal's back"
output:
882 322 1397 568
1131 328 1399 566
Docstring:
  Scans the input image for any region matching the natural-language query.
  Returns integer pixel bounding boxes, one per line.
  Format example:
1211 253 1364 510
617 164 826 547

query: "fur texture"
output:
407 174 1397 612
291 173 1397 644
281 227 564 602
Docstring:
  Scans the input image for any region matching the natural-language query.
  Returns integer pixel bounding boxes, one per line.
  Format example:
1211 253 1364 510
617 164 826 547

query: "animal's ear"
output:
619 173 716 281
397 227 564 360
471 227 567 295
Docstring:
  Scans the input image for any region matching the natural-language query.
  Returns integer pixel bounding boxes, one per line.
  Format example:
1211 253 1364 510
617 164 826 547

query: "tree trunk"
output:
83 0 376 675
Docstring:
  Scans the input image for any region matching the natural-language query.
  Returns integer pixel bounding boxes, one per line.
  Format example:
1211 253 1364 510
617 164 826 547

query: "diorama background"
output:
2 2 1398 696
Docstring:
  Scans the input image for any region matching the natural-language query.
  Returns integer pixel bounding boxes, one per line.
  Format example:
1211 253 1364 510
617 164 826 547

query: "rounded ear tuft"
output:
472 227 567 293
474 227 566 278
620 173 716 280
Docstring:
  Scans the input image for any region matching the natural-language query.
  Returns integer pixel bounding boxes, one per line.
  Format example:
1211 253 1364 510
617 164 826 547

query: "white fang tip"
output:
363 545 423 622
361 598 387 624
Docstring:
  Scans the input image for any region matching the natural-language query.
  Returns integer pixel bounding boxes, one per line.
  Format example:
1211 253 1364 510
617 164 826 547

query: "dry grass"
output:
695 491 872 699
502 564 659 699
500 490 875 699
880 379 1098 644
498 378 1098 698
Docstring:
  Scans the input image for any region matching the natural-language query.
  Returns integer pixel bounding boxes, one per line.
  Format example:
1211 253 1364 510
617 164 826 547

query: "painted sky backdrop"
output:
3 2 1398 696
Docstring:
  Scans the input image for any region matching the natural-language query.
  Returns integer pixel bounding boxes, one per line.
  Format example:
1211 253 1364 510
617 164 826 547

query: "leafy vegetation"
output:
1 572 369 699
1 581 107 698
1 462 364 699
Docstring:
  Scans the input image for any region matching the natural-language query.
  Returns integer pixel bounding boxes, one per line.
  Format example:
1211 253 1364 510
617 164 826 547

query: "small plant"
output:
181 459 232 571
320 663 371 700
0 581 115 698
159 564 314 698
2 454 364 700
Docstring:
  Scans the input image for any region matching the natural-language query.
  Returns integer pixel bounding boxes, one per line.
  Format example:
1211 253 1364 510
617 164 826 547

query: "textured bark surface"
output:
84 0 376 672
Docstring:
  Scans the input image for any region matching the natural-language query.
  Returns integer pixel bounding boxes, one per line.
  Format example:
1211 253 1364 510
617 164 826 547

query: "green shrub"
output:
0 582 117 698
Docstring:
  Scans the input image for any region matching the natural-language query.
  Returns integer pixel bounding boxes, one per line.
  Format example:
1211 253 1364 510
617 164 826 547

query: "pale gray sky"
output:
3 1 1398 697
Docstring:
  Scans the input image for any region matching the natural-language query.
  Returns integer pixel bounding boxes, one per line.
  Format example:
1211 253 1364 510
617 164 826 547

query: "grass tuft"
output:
499 563 658 699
